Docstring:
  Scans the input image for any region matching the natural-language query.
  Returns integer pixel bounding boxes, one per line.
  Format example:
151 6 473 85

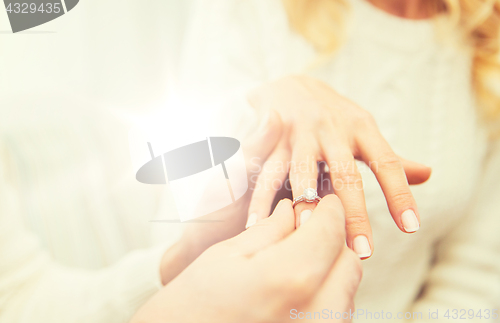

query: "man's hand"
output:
159 111 283 285
132 195 362 323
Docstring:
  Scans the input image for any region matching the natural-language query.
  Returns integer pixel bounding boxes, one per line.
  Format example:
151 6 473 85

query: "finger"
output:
222 199 295 256
308 247 363 316
246 137 291 228
400 156 432 185
357 131 421 233
321 136 373 259
289 137 319 228
259 195 347 287
196 111 282 222
242 110 283 177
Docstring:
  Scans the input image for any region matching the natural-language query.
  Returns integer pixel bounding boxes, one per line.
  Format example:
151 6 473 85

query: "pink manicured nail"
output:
245 213 257 229
300 209 312 226
401 209 420 232
353 236 371 258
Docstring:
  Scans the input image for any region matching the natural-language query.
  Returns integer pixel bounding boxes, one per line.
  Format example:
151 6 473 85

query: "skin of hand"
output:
131 195 362 323
246 75 432 259
159 111 283 285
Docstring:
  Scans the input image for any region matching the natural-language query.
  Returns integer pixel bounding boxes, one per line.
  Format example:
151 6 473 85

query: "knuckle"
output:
353 110 376 128
390 189 414 206
375 152 403 171
317 112 332 128
332 167 361 186
288 161 302 175
286 272 317 297
345 211 369 228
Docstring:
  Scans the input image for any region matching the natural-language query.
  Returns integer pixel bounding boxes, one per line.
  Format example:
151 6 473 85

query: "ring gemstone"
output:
303 188 317 200
292 188 321 208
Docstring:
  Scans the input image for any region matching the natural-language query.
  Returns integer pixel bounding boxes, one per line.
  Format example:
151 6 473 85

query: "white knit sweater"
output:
179 0 500 321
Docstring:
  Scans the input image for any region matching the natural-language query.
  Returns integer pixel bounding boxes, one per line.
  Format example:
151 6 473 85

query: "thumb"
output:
400 156 432 185
218 199 295 256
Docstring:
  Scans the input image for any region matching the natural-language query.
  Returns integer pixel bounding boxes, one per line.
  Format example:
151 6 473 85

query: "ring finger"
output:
289 136 319 228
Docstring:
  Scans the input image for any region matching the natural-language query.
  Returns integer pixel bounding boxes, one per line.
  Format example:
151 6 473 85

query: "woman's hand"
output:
132 196 362 323
246 75 432 259
159 112 283 285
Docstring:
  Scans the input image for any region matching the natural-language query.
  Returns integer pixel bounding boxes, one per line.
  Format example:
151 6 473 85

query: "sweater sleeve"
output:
0 146 164 323
409 140 500 322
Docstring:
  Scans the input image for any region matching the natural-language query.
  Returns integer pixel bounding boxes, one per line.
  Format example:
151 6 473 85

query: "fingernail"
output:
401 209 420 233
246 213 257 229
353 236 371 258
300 209 312 226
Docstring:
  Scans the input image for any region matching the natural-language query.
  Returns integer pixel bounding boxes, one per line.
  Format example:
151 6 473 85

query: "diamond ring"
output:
292 188 321 208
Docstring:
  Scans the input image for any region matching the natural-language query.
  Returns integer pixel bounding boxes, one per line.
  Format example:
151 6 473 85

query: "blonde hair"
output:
282 0 500 136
